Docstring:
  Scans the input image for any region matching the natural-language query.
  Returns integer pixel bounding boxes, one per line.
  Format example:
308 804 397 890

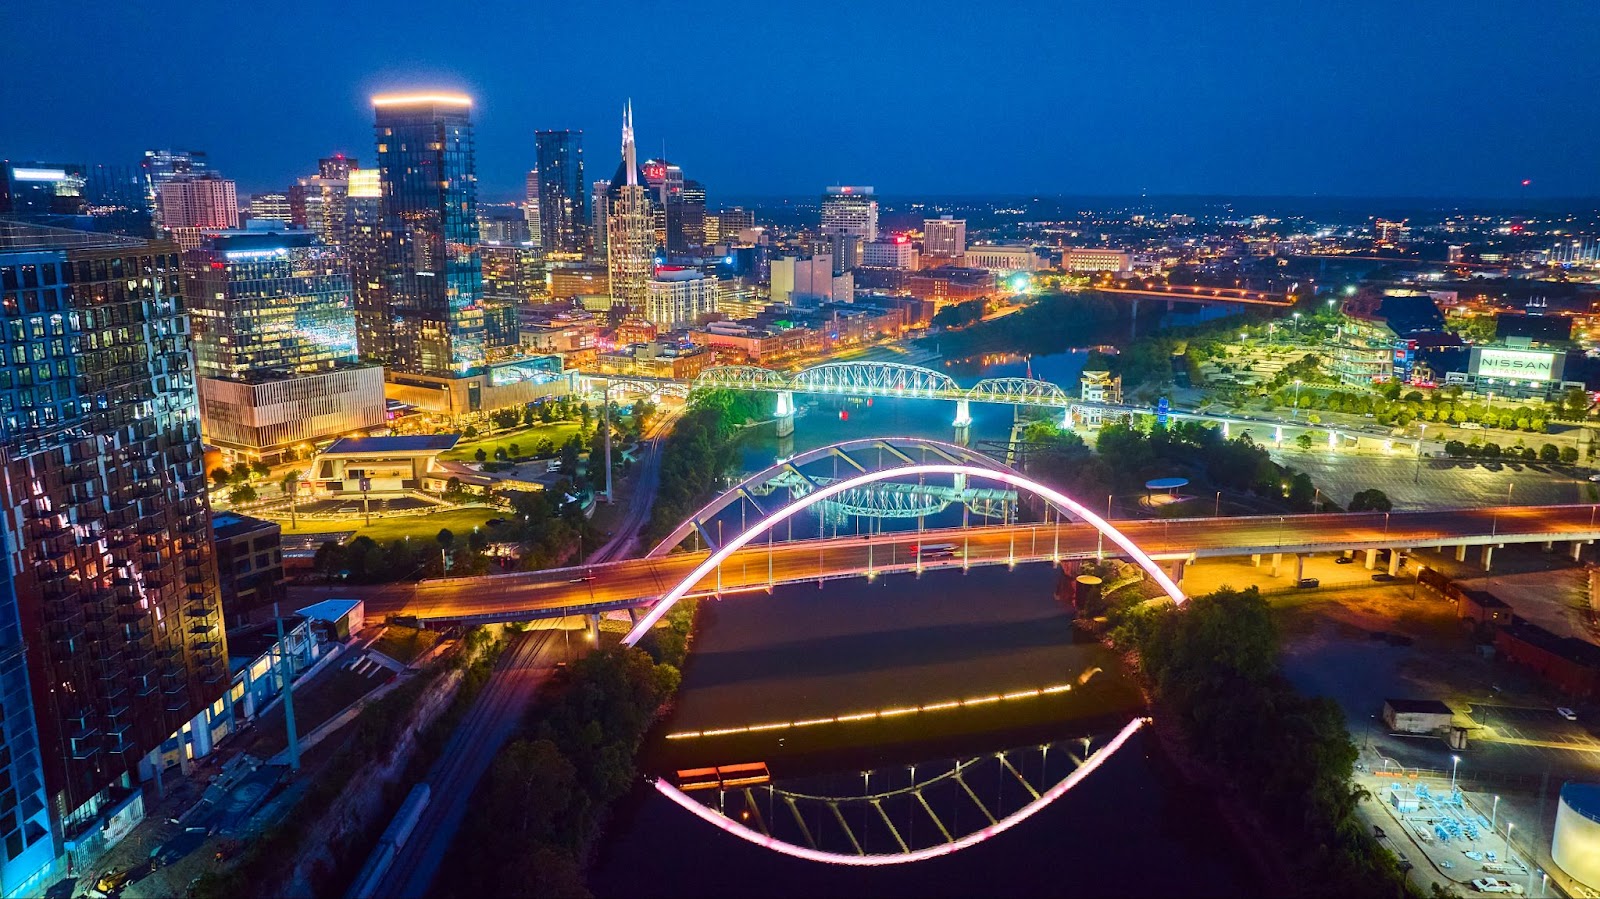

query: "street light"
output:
1491 794 1500 828
1414 423 1428 484
1450 754 1461 791
1292 379 1303 419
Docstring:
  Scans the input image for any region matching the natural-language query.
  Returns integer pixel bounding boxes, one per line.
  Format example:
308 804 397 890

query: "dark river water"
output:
589 564 1259 899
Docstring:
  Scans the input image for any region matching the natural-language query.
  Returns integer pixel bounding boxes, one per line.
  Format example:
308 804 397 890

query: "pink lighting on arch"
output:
651 716 1150 865
622 463 1189 647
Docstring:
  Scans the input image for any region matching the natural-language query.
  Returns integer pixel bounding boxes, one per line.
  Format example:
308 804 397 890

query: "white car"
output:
1558 707 1578 721
1472 878 1524 895
1587 474 1600 482
1461 422 1483 430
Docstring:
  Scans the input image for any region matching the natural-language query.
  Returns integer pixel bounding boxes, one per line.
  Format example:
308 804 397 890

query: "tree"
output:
1481 442 1502 458
231 462 253 484
1295 433 1314 451
463 424 479 439
475 448 487 463
446 476 463 495
580 402 593 431
281 468 302 527
522 403 537 428
228 483 258 505
1540 443 1560 463
1561 445 1580 464
1444 439 1468 458
210 467 231 489
1348 489 1392 512
494 446 509 461
251 460 271 479
508 442 521 458
436 528 456 548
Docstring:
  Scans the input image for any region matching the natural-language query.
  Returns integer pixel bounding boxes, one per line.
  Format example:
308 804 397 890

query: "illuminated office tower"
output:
247 192 291 224
140 149 208 228
372 92 485 377
606 102 654 311
299 155 357 250
821 185 878 242
183 228 383 460
533 130 587 253
346 168 388 361
922 215 966 259
0 222 227 895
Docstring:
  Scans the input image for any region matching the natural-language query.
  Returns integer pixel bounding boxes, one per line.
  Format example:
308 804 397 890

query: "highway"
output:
587 405 679 564
290 504 1600 626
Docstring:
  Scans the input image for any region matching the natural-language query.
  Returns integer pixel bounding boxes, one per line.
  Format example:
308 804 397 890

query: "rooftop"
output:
212 512 280 541
1383 699 1454 715
323 434 460 455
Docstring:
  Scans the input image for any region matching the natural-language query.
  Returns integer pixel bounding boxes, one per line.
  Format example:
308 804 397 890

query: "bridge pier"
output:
1168 558 1186 587
1251 553 1261 568
1481 544 1495 570
774 390 795 438
1270 552 1282 577
1389 550 1403 577
953 399 972 447
1574 540 1590 562
1365 548 1378 570
1455 544 1468 562
1294 554 1305 583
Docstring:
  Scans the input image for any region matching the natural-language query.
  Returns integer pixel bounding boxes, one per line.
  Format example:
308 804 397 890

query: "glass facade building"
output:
0 222 225 892
372 94 485 377
533 130 587 254
182 229 357 378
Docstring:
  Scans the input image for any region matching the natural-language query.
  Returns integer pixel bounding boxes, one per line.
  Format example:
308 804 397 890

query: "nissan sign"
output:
1470 347 1564 382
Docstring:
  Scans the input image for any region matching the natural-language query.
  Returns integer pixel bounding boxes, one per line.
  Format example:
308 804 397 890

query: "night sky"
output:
5 1 1599 201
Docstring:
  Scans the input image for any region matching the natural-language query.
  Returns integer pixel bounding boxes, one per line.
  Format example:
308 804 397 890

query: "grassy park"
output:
440 421 583 462
276 507 504 545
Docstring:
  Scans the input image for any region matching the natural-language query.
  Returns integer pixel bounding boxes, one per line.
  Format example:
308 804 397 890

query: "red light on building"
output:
839 410 849 421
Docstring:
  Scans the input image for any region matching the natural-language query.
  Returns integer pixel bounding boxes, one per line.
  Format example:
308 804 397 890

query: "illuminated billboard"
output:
1469 347 1565 382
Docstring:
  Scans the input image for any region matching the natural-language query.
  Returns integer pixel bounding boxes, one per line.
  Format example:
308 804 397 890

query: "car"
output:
1297 577 1320 588
1471 877 1523 894
1588 474 1600 483
1334 556 1355 565
1461 422 1483 430
1558 707 1578 721
1372 572 1397 582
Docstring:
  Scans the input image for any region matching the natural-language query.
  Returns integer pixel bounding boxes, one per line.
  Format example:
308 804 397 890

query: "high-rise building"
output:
0 222 227 894
523 170 543 250
716 207 755 244
820 186 878 251
140 149 208 228
372 92 485 377
183 228 384 460
675 180 707 258
590 179 610 256
645 267 716 330
159 174 239 250
606 102 655 312
298 157 357 251
246 192 291 224
922 215 966 259
2 163 151 237
533 131 587 254
863 235 917 269
346 169 387 361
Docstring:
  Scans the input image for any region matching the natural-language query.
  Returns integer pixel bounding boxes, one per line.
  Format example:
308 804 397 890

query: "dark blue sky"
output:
6 1 1598 201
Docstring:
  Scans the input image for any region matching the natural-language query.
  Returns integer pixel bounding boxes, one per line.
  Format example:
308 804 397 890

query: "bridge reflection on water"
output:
590 563 1257 898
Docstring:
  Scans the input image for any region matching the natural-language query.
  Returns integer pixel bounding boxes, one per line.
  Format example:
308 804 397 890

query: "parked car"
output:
1557 707 1578 721
1461 422 1483 430
1470 877 1523 894
1334 556 1355 565
1372 572 1397 582
1297 577 1320 588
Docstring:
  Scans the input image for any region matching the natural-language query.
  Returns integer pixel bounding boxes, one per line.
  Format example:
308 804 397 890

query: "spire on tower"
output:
622 100 637 186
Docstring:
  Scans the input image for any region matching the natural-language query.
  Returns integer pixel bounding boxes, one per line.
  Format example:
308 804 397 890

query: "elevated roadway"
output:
290 504 1600 627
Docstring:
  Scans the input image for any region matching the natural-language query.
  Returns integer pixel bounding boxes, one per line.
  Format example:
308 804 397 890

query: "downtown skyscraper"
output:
371 93 485 377
0 222 226 894
605 102 654 312
533 130 587 254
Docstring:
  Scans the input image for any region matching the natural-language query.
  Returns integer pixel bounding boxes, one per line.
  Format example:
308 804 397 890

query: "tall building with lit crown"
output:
590 179 610 256
606 102 655 312
645 268 716 330
523 170 543 249
346 168 387 361
372 92 486 377
0 222 227 894
820 186 878 245
533 130 587 253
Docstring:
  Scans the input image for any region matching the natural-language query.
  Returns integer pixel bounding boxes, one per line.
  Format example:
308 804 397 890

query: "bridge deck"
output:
288 505 1600 625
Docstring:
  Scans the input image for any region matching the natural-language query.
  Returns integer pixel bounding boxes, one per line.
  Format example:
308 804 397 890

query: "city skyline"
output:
5 2 1599 200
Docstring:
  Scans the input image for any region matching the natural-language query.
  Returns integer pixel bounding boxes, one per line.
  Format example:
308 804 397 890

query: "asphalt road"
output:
289 504 1600 625
1274 451 1591 510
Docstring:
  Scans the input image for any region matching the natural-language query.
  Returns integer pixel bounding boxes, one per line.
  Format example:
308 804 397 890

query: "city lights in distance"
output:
372 93 472 107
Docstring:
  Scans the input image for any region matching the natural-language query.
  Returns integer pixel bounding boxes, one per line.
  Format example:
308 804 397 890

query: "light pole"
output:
1506 821 1515 863
1292 379 1303 419
1414 423 1427 485
1491 794 1500 828
1215 491 1222 518
1450 754 1460 791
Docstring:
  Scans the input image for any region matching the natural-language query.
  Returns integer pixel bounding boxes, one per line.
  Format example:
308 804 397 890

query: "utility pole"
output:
273 603 301 773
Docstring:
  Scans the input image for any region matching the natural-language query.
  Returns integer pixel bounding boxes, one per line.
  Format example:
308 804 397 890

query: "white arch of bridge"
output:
692 363 1075 408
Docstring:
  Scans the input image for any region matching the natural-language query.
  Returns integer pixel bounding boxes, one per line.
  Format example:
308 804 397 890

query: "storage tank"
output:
1553 782 1600 890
